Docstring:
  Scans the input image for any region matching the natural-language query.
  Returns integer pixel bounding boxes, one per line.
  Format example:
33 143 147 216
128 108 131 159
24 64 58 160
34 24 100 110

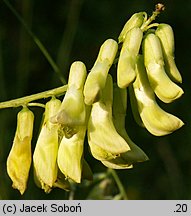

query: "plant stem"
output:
57 0 84 74
16 0 33 96
3 0 67 84
28 103 45 108
108 169 128 200
0 27 7 100
0 85 67 109
140 3 165 32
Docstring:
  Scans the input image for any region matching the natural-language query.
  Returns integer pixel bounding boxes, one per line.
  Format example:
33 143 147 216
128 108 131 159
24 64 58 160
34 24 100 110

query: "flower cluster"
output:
6 5 184 194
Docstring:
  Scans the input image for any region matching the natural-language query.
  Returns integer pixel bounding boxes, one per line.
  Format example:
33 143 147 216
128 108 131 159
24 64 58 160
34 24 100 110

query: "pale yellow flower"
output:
7 107 34 194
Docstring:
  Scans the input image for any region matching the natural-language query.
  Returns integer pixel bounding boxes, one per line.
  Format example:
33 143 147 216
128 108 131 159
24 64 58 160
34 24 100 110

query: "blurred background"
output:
0 0 190 199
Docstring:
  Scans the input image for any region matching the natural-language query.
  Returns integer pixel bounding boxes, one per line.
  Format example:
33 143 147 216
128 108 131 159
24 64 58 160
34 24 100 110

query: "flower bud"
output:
155 23 182 83
83 39 118 105
96 39 119 65
67 61 87 90
143 33 183 103
7 107 34 194
117 27 143 88
33 97 61 192
118 12 145 43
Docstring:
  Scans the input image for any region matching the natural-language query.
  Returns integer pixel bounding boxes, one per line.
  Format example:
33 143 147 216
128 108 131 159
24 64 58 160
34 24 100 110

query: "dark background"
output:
0 0 190 199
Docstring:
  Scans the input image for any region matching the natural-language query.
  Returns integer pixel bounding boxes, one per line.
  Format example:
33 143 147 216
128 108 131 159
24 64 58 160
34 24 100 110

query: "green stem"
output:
57 0 84 73
16 0 33 96
108 169 128 200
140 3 165 32
0 85 67 109
28 103 45 108
3 0 67 84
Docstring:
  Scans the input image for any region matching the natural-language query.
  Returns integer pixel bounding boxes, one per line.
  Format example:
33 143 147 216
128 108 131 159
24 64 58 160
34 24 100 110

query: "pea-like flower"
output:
107 84 149 168
7 107 34 194
88 75 130 162
132 55 184 136
143 32 183 103
57 124 86 183
51 61 87 137
33 97 61 193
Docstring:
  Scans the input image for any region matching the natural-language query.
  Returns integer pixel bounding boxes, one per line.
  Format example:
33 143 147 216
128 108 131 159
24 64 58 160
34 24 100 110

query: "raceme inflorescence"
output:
4 4 184 194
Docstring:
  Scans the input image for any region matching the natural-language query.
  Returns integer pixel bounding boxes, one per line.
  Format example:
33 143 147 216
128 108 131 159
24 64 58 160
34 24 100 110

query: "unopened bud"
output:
155 23 182 83
83 39 118 105
118 12 145 43
117 27 143 88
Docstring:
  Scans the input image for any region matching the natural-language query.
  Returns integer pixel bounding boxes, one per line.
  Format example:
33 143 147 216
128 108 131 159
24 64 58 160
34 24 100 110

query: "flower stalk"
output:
0 85 67 109
140 3 165 32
